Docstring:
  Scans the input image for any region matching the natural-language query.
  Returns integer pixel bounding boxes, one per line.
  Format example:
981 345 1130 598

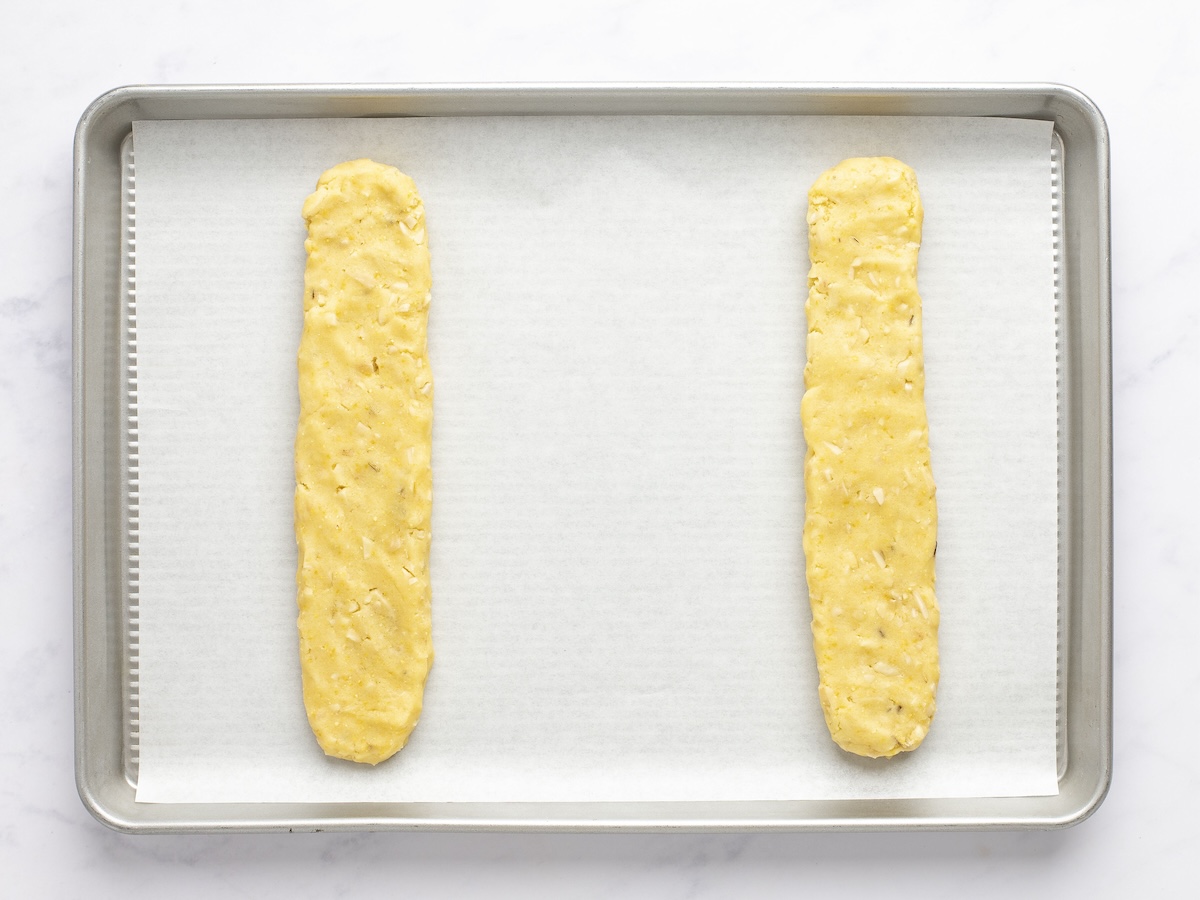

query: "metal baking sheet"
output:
73 83 1111 833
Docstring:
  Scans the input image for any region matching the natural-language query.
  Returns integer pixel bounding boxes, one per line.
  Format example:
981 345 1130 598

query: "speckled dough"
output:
295 159 433 765
802 157 939 758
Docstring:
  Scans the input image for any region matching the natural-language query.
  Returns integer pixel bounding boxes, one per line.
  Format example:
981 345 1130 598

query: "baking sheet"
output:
130 114 1059 804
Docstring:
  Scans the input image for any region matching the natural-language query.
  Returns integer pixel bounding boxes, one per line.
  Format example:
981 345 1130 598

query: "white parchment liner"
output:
131 115 1058 803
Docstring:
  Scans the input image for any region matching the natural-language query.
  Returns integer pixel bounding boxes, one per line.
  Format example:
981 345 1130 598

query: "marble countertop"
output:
3 0 1195 895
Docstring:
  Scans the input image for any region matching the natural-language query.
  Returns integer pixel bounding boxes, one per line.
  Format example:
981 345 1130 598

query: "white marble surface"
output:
2 0 1195 895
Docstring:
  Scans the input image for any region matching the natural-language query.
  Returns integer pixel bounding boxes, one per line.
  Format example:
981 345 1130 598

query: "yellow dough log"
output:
802 157 939 758
295 159 433 765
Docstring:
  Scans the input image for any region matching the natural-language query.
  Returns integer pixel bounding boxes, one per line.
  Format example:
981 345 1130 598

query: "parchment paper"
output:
131 114 1059 803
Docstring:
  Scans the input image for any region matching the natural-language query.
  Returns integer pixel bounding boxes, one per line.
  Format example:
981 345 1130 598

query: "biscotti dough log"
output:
295 159 433 765
802 157 939 758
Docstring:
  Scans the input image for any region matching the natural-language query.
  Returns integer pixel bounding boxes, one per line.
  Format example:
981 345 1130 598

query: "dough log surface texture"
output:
802 157 939 758
295 159 433 765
